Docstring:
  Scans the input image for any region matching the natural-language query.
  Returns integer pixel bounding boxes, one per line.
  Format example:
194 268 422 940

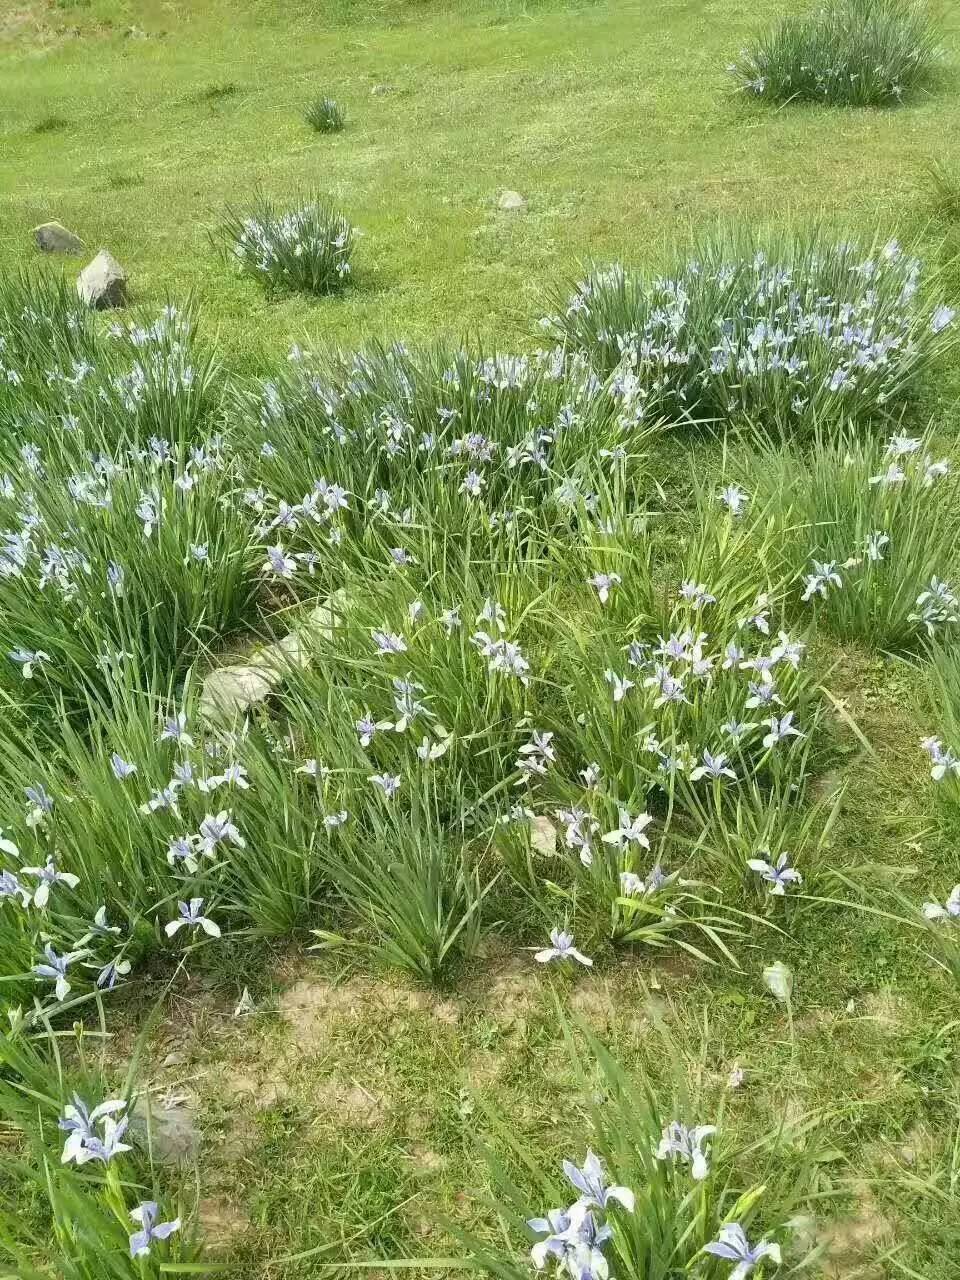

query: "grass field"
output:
2 2 960 1279
3 0 960 363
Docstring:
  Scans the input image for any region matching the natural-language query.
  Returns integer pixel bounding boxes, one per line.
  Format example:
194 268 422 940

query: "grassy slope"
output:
3 2 960 1277
2 0 960 367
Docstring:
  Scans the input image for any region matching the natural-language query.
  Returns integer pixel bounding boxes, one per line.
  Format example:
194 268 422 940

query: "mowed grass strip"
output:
0 0 958 363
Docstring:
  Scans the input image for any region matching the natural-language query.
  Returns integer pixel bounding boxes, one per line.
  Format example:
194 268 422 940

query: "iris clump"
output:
305 95 345 133
728 0 941 107
0 276 218 445
0 242 954 1270
224 195 355 295
0 1022 197 1273
0 416 258 720
725 424 960 648
543 232 956 432
470 1025 818 1280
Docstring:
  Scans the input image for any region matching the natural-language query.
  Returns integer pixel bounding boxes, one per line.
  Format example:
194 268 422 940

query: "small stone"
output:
762 960 793 1002
303 589 346 638
262 589 347 673
530 816 557 857
199 663 278 723
130 1095 200 1165
77 249 127 309
33 221 84 254
498 190 527 212
262 630 309 672
234 986 255 1017
199 591 345 723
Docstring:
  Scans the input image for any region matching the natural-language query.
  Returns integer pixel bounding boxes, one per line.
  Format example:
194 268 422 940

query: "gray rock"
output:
33 221 84 254
262 629 309 673
198 591 346 723
498 190 527 212
199 662 278 723
130 1095 200 1165
530 815 557 857
77 249 127 309
260 588 347 672
301 587 347 643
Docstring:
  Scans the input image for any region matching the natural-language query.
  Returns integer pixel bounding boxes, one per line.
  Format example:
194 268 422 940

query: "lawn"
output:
2 0 960 363
0 1 960 1279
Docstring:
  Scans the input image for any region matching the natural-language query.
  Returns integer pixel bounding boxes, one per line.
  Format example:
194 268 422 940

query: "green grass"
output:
0 2 959 1279
729 0 943 107
1 0 960 367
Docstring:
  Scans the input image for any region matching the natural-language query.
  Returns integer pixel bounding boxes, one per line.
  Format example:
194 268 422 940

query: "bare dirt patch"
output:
278 969 459 1052
197 1196 251 1255
278 976 369 1052
859 989 906 1032
478 950 543 1024
0 7 46 43
309 1078 386 1127
819 1183 894 1277
220 1069 291 1112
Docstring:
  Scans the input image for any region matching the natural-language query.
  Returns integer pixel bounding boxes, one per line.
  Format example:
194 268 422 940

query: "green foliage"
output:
222 194 356 296
465 1018 825 1280
305 95 345 132
311 774 490 984
0 276 220 446
727 423 960 649
192 80 242 103
922 160 960 223
0 1014 202 1277
543 230 956 434
2 5 960 1270
729 0 941 107
33 114 69 134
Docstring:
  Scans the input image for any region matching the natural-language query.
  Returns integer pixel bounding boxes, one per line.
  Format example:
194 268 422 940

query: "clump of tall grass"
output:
922 160 960 223
919 882 960 983
232 339 658 617
728 423 960 648
311 775 490 985
464 1019 824 1280
729 0 941 107
0 273 869 1006
543 231 957 433
224 195 355 295
926 640 960 750
0 280 220 447
0 428 260 721
914 640 960 832
0 272 95 427
0 1014 203 1275
305 95 345 133
0 284 252 722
